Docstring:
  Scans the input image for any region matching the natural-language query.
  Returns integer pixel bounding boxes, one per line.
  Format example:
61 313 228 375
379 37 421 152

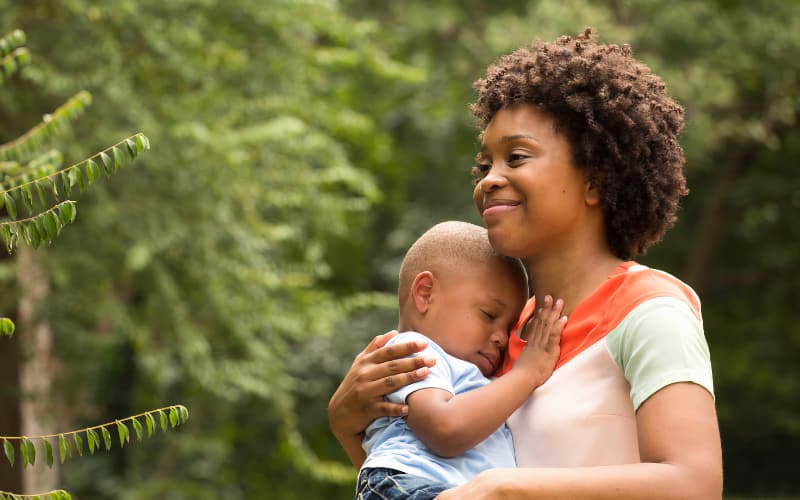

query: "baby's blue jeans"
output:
355 467 452 500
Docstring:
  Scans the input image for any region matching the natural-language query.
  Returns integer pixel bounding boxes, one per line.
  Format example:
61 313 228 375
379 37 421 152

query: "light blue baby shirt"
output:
360 332 516 486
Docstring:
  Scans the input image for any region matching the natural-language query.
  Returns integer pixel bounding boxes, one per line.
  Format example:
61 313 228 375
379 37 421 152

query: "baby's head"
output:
398 221 528 376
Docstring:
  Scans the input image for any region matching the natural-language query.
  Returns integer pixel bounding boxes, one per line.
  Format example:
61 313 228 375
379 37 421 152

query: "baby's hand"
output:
513 295 566 389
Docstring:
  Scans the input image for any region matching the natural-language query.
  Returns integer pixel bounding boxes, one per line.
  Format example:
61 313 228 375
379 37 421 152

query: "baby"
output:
356 221 565 499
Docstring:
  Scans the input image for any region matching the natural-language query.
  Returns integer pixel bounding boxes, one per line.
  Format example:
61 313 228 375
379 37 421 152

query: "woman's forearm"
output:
335 430 367 469
438 383 722 500
466 461 720 500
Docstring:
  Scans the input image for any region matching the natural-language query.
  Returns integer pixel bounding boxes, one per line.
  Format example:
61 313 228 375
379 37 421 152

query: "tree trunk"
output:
16 247 60 494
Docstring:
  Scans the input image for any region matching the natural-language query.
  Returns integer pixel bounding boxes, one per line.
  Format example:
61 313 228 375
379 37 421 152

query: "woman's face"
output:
473 104 596 260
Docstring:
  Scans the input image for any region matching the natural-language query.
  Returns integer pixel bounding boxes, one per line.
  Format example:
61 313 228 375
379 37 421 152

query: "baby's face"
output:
426 259 526 376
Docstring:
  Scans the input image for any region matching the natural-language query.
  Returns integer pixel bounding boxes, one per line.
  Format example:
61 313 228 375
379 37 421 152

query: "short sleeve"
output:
606 297 714 410
383 332 456 404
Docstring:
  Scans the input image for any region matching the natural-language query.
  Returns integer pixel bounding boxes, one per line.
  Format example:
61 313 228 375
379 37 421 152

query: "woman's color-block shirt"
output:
497 262 714 467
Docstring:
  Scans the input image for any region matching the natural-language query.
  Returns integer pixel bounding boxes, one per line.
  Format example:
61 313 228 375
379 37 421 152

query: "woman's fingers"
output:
366 337 429 364
360 330 400 356
351 355 433 403
357 363 432 399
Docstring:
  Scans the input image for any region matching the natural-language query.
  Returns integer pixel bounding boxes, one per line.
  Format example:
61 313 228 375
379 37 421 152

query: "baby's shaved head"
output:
398 221 527 309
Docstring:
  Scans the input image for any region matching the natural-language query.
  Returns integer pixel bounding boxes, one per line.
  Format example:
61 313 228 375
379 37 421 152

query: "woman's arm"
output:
436 382 722 499
327 331 435 467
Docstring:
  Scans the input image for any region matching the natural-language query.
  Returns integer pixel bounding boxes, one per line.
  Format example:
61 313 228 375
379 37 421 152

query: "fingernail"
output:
415 367 428 377
401 406 409 415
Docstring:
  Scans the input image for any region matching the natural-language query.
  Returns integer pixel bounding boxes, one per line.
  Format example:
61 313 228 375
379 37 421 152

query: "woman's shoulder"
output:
611 262 701 319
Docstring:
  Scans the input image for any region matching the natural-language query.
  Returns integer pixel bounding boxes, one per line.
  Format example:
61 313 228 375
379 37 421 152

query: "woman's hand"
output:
436 469 511 499
327 330 435 465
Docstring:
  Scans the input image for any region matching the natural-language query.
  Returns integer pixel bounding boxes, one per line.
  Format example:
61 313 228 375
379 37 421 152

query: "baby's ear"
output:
411 271 435 313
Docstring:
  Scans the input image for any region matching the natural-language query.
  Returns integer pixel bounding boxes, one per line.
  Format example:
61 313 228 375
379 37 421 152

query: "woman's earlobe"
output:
585 179 602 206
411 271 435 313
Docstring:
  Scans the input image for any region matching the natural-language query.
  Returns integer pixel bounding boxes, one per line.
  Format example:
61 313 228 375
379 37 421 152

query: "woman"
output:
329 28 722 499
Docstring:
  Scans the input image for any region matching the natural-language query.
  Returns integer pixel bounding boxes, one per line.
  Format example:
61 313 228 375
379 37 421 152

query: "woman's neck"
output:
525 248 623 317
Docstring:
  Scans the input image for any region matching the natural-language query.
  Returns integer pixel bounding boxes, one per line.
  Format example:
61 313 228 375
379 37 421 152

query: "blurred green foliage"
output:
0 0 797 498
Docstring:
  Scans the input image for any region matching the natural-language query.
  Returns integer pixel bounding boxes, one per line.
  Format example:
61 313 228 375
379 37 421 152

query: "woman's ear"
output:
411 271 435 314
584 177 602 206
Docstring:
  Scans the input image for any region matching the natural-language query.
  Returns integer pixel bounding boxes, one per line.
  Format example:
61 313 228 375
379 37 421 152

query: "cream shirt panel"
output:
508 297 713 467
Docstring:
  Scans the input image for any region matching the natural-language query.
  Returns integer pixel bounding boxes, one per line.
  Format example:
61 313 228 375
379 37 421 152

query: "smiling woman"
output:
472 105 598 263
329 28 721 500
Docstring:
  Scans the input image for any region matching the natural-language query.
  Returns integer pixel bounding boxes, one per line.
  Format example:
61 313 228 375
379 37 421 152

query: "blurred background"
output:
0 0 797 498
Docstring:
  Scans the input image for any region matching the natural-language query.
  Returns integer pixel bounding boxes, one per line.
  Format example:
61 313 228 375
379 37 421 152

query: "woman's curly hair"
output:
470 27 687 260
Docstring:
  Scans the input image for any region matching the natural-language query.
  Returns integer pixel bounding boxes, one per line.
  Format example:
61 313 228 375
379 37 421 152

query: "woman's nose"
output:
477 164 507 192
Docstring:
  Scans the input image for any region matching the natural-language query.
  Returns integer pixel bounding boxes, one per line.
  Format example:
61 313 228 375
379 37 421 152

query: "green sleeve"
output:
607 297 714 411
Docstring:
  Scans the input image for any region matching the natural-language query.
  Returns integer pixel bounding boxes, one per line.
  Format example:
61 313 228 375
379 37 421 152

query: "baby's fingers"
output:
530 296 565 348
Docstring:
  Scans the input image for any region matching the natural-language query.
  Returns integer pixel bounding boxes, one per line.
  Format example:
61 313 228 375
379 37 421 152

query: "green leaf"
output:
73 433 83 456
101 426 112 450
21 438 35 466
58 434 68 464
58 203 73 226
1 224 14 253
169 407 178 428
4 192 17 219
35 181 47 207
86 428 98 454
135 134 146 152
44 211 59 240
131 417 143 441
49 177 59 201
116 420 129 447
27 438 36 466
145 413 154 436
0 317 14 336
179 405 189 424
3 438 14 466
125 138 138 159
74 167 86 192
61 170 72 197
42 439 53 467
19 438 29 466
29 222 40 249
99 151 114 175
34 215 47 242
159 411 168 432
85 159 99 184
112 146 126 168
21 185 33 214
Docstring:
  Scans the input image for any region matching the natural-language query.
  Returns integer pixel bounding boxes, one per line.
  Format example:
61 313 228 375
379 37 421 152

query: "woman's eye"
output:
508 153 527 164
471 163 491 182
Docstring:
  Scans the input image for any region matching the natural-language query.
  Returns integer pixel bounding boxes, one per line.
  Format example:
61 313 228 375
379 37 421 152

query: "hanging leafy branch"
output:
0 29 29 87
0 151 64 189
0 488 72 500
0 91 92 162
0 27 185 499
0 132 151 253
1 404 189 470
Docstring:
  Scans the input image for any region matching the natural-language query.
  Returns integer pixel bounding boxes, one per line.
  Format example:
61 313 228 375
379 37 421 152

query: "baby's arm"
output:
406 297 565 457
